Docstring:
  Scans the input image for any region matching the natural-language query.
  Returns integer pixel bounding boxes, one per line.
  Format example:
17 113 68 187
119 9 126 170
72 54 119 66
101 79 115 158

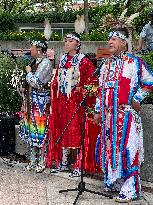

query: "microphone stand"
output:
25 59 36 139
55 88 113 205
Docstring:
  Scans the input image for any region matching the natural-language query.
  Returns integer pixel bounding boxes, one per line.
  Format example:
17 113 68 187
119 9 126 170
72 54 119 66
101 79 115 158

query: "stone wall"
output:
15 104 153 182
0 40 140 67
140 104 153 182
0 40 108 66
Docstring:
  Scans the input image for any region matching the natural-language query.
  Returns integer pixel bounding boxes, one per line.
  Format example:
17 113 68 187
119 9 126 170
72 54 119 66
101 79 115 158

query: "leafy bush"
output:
89 3 123 29
0 53 22 113
89 29 109 41
8 10 80 24
0 31 62 41
133 10 150 34
140 51 153 104
50 32 62 41
81 29 109 41
0 12 16 32
0 5 151 42
140 51 153 71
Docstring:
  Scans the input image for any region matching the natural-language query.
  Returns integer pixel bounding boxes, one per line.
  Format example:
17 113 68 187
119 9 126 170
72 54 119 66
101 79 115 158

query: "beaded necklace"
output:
101 52 126 89
57 53 85 98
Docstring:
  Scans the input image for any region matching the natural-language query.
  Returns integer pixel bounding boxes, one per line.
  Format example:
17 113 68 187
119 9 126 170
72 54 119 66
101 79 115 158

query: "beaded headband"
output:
65 34 81 43
31 40 48 49
108 31 128 42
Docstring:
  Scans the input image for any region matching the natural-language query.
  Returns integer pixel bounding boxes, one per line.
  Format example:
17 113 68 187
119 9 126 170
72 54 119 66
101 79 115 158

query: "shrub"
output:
0 5 151 42
0 31 62 41
89 3 123 29
140 51 153 71
0 12 16 32
11 10 80 24
140 51 153 104
89 29 109 41
0 31 43 41
0 53 22 113
133 10 149 33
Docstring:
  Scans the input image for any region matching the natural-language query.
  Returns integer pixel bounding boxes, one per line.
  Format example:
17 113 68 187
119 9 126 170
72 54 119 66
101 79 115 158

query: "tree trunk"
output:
84 0 89 34
128 26 133 52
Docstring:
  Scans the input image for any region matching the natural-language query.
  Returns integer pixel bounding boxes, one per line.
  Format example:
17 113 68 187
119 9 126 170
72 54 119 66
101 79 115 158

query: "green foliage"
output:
50 32 62 41
140 51 153 103
0 53 22 113
81 29 109 41
0 31 43 41
0 3 152 41
89 4 123 29
140 51 153 71
0 4 123 25
0 0 71 14
87 3 124 41
80 33 91 41
8 10 80 24
0 12 16 32
133 10 149 33
0 31 62 41
89 29 109 41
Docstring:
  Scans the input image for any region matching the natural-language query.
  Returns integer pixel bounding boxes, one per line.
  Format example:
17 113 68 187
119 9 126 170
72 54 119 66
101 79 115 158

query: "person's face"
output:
64 37 79 53
108 36 127 56
30 45 40 58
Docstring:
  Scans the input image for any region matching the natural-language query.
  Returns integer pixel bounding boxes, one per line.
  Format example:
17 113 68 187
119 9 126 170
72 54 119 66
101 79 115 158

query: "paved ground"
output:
0 158 153 205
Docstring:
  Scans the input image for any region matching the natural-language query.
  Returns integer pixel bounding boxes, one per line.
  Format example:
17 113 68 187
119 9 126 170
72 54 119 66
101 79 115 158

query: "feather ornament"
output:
74 15 85 34
125 12 140 25
44 18 52 40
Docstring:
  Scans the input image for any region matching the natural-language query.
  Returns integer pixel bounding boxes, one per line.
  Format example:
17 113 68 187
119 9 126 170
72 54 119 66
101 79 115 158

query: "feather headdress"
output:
101 0 149 52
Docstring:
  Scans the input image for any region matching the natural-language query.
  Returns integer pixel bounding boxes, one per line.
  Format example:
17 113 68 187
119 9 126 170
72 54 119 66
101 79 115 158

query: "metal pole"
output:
84 0 89 34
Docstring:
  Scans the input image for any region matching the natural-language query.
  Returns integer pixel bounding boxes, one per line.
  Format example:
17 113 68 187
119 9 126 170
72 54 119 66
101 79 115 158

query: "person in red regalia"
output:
46 32 98 176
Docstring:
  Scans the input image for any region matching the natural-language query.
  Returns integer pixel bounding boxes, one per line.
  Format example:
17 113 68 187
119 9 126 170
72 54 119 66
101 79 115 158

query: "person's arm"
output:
132 59 153 112
138 37 145 50
138 24 147 50
132 88 151 112
26 59 52 88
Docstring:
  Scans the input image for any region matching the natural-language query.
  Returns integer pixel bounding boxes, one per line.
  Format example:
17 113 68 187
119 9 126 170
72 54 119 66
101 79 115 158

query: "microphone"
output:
92 58 107 77
26 59 36 73
93 66 101 77
29 59 36 68
21 59 36 89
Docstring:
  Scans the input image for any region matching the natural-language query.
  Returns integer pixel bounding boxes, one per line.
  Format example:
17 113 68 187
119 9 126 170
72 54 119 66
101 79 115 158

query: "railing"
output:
11 49 30 56
96 48 111 59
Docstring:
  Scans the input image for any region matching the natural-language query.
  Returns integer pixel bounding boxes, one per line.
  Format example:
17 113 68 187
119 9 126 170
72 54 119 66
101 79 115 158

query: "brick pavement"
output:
0 159 152 205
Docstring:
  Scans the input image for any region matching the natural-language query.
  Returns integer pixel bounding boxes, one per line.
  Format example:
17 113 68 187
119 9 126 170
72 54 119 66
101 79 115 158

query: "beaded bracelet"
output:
133 88 149 103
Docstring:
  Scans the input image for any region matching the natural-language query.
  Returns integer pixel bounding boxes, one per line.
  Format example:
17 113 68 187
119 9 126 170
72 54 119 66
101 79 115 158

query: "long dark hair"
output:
65 32 81 53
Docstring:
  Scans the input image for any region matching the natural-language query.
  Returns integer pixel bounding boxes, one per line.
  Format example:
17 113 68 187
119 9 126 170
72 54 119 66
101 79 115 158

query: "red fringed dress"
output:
46 53 97 167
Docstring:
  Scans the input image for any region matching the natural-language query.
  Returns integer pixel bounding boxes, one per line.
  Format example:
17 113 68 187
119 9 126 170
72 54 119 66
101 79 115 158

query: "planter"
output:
0 115 16 154
141 104 153 182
